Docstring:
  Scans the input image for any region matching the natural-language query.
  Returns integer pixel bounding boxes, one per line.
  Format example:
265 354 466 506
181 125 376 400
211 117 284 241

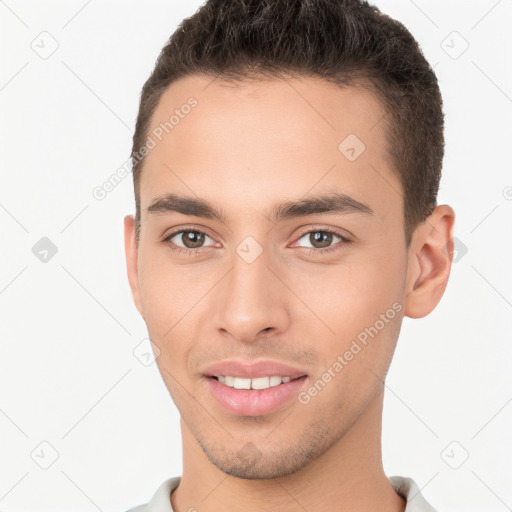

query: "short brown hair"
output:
131 0 444 247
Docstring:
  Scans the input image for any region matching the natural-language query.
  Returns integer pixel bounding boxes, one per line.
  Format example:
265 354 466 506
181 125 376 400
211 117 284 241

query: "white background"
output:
0 1 511 511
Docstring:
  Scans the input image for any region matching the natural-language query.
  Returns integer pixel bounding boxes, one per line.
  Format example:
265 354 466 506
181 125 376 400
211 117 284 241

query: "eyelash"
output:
161 225 353 257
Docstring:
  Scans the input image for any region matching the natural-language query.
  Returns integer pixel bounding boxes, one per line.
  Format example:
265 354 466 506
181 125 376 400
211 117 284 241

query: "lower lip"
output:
205 376 309 416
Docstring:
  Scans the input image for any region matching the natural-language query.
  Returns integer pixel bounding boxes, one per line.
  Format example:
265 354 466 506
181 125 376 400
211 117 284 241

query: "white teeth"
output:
215 375 297 390
269 376 282 387
252 377 271 389
233 377 251 389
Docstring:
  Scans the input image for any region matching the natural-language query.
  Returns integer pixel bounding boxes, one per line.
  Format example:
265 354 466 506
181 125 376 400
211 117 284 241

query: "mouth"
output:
210 374 305 390
204 374 309 416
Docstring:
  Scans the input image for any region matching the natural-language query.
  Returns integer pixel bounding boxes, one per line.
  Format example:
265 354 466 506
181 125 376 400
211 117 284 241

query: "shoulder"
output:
389 475 438 512
124 476 181 512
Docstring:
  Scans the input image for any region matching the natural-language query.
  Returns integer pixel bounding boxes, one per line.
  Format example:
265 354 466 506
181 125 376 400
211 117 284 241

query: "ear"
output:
124 215 143 316
403 205 456 319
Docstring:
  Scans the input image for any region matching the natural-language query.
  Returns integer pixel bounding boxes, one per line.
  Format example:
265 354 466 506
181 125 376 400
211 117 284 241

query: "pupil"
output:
183 231 205 248
311 231 332 248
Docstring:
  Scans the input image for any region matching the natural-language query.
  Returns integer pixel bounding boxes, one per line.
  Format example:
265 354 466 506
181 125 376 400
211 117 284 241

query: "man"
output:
123 0 455 510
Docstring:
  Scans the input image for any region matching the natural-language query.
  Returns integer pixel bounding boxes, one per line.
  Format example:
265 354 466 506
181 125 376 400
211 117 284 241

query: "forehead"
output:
140 74 401 223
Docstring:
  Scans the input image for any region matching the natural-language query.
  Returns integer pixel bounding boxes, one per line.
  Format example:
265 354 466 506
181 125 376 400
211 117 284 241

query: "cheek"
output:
293 249 406 383
296 251 405 332
137 250 197 335
137 252 221 369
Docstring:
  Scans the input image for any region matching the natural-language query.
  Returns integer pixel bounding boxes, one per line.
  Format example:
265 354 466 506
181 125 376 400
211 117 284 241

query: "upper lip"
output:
202 359 308 379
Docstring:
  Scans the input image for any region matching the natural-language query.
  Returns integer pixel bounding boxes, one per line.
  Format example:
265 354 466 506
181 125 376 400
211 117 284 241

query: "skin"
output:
124 74 455 512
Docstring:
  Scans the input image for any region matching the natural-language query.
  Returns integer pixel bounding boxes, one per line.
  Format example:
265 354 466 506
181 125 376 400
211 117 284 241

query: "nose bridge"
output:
212 238 289 340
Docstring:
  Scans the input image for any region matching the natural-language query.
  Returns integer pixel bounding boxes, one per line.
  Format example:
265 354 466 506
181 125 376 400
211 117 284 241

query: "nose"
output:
211 246 290 343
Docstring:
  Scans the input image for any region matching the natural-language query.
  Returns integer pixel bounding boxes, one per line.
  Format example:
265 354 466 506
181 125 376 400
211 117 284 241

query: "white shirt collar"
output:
127 475 438 511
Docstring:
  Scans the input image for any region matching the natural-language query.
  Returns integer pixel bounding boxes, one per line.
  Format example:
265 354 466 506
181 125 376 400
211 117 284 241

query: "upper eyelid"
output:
295 225 352 240
163 226 216 242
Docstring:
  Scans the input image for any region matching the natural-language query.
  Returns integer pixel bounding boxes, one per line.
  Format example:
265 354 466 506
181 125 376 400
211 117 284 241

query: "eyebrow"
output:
146 192 374 223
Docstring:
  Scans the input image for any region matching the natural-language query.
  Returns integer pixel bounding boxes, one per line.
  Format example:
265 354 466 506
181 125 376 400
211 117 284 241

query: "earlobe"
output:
124 215 143 316
404 205 456 319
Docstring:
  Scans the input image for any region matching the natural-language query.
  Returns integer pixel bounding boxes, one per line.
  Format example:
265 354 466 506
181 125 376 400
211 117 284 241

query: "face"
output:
124 74 431 479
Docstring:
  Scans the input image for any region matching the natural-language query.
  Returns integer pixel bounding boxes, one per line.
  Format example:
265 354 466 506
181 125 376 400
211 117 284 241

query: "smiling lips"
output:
202 359 308 379
202 359 309 416
215 375 296 389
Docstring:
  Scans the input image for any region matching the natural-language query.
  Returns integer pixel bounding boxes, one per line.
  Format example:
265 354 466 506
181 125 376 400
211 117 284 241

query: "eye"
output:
161 226 353 257
162 227 217 255
293 227 353 255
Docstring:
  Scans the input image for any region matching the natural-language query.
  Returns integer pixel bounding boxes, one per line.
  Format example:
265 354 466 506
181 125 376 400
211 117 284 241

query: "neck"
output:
171 387 405 512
